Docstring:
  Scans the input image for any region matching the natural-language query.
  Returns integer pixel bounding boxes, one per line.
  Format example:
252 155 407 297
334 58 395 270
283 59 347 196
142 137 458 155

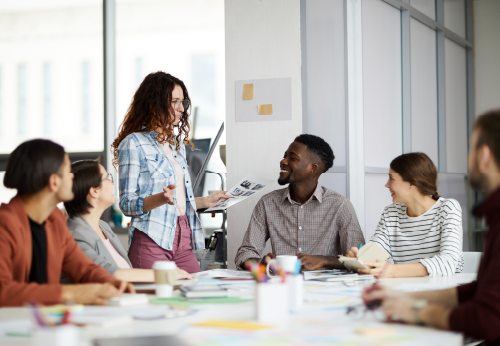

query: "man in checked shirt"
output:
235 134 365 271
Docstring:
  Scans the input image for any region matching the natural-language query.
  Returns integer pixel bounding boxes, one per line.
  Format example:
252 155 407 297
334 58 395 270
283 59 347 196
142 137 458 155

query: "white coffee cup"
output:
152 261 178 298
266 255 298 276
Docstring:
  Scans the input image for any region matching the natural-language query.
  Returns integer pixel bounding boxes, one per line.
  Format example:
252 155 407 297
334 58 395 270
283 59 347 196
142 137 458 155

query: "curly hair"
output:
294 134 335 172
112 71 193 169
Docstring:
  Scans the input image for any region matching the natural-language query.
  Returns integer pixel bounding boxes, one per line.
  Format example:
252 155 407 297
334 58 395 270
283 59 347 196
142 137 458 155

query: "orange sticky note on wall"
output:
243 84 253 100
258 104 273 115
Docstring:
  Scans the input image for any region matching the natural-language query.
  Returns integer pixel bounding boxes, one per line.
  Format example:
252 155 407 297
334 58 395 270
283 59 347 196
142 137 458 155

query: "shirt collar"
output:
282 184 323 205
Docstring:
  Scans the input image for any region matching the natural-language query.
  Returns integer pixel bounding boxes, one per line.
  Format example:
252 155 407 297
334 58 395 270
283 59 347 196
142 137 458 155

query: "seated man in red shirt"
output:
362 110 500 345
0 139 134 307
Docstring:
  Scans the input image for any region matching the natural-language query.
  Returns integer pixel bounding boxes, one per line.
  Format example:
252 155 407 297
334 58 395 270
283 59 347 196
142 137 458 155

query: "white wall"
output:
225 0 302 268
474 0 500 115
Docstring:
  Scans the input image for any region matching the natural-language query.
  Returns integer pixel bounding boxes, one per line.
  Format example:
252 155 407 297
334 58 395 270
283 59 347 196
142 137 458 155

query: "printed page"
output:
205 173 275 212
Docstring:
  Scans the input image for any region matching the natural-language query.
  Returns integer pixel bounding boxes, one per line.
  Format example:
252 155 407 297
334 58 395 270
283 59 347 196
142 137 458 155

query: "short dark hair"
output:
4 139 65 195
64 160 101 218
474 109 500 166
390 152 440 201
294 134 335 172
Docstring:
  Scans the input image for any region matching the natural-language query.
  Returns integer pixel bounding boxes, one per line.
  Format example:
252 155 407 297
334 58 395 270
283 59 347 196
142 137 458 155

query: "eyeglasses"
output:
100 173 114 184
171 99 190 110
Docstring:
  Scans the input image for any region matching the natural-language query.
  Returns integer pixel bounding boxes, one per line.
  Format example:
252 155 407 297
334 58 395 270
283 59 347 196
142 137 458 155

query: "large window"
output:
0 1 226 231
0 1 104 155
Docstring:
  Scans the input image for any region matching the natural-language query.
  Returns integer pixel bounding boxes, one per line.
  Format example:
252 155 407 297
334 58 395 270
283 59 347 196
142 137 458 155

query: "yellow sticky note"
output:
258 104 273 115
355 328 394 337
193 320 274 331
243 84 253 100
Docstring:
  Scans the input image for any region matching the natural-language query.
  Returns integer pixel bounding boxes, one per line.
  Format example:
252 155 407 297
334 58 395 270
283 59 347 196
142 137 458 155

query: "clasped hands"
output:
252 253 332 271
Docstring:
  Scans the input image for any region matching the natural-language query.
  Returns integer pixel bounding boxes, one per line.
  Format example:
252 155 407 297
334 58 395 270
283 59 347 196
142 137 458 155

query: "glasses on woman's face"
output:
100 173 114 184
171 99 190 111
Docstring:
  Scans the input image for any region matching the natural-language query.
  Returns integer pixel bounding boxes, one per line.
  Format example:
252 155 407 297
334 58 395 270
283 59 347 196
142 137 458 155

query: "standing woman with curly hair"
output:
112 72 228 273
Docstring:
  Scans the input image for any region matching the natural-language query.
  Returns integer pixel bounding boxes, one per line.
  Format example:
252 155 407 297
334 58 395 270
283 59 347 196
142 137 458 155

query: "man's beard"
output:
469 158 488 191
278 174 291 186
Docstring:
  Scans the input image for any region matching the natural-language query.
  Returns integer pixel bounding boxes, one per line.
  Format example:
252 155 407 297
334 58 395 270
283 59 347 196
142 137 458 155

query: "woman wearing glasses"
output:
63 160 193 282
111 72 229 272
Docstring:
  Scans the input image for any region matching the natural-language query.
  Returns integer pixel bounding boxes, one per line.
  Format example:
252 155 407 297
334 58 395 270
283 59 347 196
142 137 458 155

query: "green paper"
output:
149 296 252 306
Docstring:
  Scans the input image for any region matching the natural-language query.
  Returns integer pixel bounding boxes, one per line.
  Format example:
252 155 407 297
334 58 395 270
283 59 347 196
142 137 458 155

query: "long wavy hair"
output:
112 72 193 169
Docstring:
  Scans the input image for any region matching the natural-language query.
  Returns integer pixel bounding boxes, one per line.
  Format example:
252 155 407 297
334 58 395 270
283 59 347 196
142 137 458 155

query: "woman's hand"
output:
207 191 230 206
163 185 176 205
177 268 193 280
345 247 359 258
358 261 394 278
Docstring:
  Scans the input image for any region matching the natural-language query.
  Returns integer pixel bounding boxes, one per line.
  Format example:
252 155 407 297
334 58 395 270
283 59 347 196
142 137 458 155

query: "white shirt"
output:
370 197 464 277
163 143 187 216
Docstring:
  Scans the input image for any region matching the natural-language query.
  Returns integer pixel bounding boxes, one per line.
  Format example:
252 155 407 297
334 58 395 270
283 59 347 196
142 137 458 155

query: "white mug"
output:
266 255 298 276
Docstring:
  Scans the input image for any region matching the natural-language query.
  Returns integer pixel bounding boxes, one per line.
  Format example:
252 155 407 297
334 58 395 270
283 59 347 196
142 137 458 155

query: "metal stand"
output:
197 170 227 268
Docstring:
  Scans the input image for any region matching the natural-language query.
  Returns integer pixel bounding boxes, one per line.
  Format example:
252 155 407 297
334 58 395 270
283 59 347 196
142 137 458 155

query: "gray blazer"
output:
61 215 132 283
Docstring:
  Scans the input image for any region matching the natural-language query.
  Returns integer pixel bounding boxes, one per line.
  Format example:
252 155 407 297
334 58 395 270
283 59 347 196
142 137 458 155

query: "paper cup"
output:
153 261 178 298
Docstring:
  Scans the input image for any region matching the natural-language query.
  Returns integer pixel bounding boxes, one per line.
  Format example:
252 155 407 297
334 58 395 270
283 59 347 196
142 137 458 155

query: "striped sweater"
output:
370 198 464 277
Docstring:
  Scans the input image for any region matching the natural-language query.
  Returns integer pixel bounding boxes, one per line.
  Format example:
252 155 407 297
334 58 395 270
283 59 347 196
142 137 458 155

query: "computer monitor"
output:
192 122 224 196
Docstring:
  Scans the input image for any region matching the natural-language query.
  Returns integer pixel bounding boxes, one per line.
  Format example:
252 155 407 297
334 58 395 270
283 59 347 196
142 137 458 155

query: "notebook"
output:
106 294 149 307
338 243 390 270
180 285 228 298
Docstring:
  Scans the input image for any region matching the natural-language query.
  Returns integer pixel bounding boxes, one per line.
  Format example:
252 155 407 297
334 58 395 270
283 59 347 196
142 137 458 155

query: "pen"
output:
359 243 363 249
30 303 46 327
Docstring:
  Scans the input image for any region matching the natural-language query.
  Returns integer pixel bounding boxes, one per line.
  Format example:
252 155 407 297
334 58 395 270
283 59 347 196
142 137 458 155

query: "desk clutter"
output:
0 268 473 346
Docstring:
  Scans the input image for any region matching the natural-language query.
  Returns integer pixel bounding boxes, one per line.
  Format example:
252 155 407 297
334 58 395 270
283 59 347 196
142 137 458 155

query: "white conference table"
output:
0 273 476 346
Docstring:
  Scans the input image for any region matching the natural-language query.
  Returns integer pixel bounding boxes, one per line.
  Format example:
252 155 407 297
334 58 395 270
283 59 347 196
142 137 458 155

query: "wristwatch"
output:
413 299 428 325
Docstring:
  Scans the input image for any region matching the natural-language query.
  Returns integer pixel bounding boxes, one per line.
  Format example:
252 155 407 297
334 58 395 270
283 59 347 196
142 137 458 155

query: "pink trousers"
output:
128 215 201 273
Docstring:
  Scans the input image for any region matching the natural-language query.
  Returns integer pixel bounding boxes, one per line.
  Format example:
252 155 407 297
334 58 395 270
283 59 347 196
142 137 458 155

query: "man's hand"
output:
345 247 359 258
163 185 176 205
260 253 276 266
61 283 120 305
358 261 394 278
362 284 416 323
298 254 328 270
108 279 135 294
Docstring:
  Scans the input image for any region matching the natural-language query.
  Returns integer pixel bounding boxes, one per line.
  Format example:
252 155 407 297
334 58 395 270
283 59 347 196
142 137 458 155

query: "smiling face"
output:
385 168 414 204
278 141 320 185
170 84 184 126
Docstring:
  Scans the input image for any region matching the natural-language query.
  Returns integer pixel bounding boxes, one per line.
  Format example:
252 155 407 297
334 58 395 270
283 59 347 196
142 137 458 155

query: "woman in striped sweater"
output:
347 152 464 277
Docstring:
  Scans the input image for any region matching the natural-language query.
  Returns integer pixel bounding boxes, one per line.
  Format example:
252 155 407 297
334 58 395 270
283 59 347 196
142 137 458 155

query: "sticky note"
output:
243 84 253 100
258 104 273 115
355 328 394 337
193 320 274 331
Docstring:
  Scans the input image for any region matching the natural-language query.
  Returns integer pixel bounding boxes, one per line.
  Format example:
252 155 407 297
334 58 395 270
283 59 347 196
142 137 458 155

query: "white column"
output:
345 0 365 235
225 0 303 268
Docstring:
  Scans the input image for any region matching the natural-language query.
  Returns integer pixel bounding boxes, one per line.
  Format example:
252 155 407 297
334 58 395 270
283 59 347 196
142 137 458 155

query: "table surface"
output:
0 273 476 346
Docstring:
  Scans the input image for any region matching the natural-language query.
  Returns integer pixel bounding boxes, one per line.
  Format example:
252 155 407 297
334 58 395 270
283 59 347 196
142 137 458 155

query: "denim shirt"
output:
117 131 204 251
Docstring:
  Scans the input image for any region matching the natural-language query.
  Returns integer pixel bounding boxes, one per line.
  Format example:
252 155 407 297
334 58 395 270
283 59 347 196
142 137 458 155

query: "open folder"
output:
338 243 390 270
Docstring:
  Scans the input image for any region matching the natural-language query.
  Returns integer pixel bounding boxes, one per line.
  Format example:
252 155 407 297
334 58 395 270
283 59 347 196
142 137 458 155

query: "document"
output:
205 173 274 212
192 269 254 279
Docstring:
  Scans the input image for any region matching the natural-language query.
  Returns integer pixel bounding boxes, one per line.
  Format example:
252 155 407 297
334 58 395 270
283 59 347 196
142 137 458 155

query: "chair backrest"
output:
462 252 483 273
